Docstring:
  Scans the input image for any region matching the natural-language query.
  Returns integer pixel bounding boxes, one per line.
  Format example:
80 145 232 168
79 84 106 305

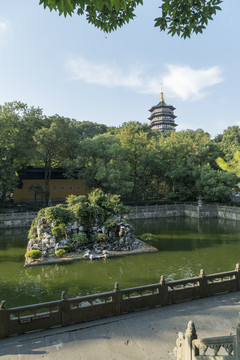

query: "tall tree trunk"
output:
44 165 51 207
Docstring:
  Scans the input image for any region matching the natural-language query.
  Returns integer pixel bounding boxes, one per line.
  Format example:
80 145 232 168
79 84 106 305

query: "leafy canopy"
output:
39 0 222 38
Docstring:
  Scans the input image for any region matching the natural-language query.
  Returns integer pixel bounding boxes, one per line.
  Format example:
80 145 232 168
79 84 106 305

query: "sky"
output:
0 1 239 138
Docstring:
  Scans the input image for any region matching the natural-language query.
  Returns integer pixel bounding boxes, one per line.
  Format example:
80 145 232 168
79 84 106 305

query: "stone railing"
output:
128 203 240 220
175 316 240 359
1 265 240 339
1 203 240 227
0 212 37 228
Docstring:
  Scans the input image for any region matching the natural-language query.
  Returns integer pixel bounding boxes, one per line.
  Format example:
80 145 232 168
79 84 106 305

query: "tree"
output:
116 122 159 200
39 0 222 38
216 151 240 179
71 120 108 140
214 126 240 161
28 183 45 204
156 129 218 200
76 133 133 195
195 164 236 203
33 116 79 206
0 101 44 207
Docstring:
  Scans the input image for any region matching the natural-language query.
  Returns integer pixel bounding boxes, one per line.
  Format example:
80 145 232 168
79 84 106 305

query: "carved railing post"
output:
159 275 168 306
235 312 240 359
235 264 240 290
184 321 197 360
174 332 185 360
199 269 208 298
60 291 70 327
0 300 8 339
114 282 121 316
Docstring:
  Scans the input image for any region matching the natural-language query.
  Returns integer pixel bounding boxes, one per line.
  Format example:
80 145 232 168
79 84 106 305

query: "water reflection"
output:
0 217 240 307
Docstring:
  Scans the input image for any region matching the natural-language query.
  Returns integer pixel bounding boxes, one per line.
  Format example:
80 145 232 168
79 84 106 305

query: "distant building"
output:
148 91 177 132
14 167 88 204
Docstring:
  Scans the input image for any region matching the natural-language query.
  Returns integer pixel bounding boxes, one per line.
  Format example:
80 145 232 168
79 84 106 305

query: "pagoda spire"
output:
160 89 164 102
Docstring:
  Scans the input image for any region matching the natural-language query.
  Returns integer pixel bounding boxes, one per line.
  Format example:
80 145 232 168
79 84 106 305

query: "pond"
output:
1 217 240 308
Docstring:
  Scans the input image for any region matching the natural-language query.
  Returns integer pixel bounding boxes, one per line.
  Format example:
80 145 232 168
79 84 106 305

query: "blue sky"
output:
0 1 239 137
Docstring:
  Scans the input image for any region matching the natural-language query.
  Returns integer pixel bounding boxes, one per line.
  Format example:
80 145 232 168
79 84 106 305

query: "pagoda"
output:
148 91 177 132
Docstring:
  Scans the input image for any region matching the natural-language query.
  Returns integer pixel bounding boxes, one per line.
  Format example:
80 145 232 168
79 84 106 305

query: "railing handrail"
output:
1 265 240 340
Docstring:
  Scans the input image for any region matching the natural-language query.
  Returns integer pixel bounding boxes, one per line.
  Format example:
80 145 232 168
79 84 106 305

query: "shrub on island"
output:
25 250 42 260
26 188 141 263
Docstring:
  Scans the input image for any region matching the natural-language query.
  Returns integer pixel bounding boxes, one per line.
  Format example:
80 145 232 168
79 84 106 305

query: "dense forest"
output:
0 101 239 206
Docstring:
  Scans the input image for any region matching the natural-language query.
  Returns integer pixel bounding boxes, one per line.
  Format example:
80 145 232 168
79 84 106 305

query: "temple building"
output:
148 91 177 132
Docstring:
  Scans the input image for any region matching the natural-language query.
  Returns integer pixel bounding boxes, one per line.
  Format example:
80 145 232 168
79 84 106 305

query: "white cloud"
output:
66 56 223 101
162 64 223 101
0 19 10 32
67 56 143 88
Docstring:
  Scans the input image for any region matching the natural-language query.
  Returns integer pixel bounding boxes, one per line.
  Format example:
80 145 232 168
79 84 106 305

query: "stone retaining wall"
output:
1 204 240 228
0 212 37 228
128 204 240 221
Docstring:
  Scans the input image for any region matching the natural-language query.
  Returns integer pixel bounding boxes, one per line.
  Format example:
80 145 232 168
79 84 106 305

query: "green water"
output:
1 217 240 308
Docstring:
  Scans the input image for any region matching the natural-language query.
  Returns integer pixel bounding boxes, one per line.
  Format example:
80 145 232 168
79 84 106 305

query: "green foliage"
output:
33 115 79 205
214 126 240 161
104 218 118 230
155 0 222 39
216 151 240 185
28 182 44 203
41 205 75 225
77 134 133 196
196 164 237 202
88 188 128 220
70 197 96 225
64 243 72 252
28 218 38 239
39 0 222 37
71 120 108 140
72 232 88 245
39 0 143 33
25 250 42 260
55 249 66 257
139 233 157 242
52 223 66 240
0 101 43 206
93 233 108 243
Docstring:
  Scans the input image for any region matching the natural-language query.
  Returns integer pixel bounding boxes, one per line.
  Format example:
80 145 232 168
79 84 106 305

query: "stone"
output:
102 250 109 255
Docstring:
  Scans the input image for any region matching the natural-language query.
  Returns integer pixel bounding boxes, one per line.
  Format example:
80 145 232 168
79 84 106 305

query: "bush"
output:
93 233 108 243
64 243 72 253
73 232 88 245
139 233 156 242
52 223 66 240
25 250 42 260
41 205 75 225
55 249 66 257
104 218 118 231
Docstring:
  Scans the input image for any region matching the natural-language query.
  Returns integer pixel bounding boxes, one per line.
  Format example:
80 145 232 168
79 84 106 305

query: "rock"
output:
72 221 78 230
102 250 109 255
55 244 65 250
42 251 47 258
59 240 67 246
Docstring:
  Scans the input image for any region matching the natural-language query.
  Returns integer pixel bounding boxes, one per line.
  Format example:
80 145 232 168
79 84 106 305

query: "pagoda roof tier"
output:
149 102 176 112
151 120 178 127
148 114 177 120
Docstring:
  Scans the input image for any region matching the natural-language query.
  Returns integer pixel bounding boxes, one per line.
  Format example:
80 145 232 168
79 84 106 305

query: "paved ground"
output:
1 292 240 360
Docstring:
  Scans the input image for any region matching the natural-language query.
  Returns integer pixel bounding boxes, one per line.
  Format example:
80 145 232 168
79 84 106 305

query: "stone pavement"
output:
1 292 240 360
